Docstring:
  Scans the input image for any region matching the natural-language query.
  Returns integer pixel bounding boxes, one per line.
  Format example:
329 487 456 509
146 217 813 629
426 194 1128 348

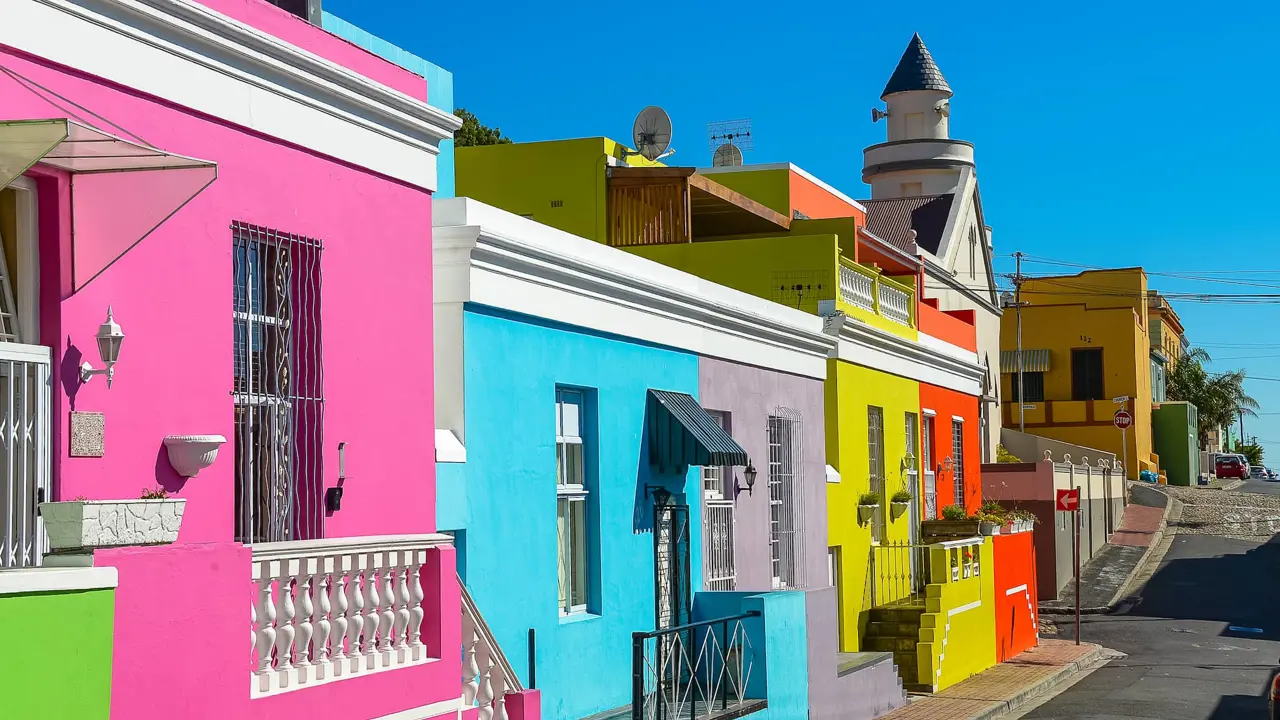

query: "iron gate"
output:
0 343 51 568
654 498 691 631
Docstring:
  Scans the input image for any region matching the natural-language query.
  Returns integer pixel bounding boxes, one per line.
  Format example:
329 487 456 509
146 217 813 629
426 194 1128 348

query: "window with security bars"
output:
952 419 966 510
768 409 805 589
867 406 886 542
904 411 919 506
232 222 323 544
701 410 735 590
922 415 937 519
556 388 590 614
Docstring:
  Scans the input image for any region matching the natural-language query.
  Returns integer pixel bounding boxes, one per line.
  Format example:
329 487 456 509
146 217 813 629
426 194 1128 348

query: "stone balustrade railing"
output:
839 262 875 311
250 534 450 697
461 579 523 720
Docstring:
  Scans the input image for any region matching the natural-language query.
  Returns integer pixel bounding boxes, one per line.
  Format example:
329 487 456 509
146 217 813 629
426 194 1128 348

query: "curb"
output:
967 644 1112 720
1217 479 1246 491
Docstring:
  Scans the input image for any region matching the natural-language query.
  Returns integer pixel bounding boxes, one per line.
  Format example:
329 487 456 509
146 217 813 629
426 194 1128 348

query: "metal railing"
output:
0 342 50 569
632 611 761 720
703 500 736 591
869 540 933 607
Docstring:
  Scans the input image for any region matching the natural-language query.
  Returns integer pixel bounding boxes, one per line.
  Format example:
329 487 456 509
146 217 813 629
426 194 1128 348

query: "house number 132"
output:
1079 335 1092 343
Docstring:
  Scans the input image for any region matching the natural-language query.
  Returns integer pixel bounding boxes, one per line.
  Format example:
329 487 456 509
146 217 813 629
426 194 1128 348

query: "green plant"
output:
1011 508 1037 524
974 510 1002 524
140 486 168 500
941 504 967 521
890 489 913 504
980 500 1006 516
453 108 513 147
995 444 1022 463
858 491 881 507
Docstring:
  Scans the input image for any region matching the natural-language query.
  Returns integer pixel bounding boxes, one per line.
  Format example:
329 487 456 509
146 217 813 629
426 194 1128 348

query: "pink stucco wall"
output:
0 45 437 541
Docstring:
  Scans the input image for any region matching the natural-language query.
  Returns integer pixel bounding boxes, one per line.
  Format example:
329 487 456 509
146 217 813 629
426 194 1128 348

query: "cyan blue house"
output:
320 11 456 196
434 199 837 720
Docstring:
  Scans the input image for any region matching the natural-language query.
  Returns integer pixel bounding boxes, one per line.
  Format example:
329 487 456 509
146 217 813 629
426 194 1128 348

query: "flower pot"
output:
40 499 186 551
962 562 972 579
979 521 999 536
951 566 960 581
163 435 227 477
973 560 981 576
921 519 981 540
857 504 877 523
890 501 910 519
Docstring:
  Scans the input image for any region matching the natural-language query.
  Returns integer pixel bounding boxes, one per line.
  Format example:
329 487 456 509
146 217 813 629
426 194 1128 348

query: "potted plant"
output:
889 489 912 519
857 491 880 524
922 504 980 540
40 486 186 553
976 511 1001 536
1012 509 1037 532
961 548 973 578
950 554 960 581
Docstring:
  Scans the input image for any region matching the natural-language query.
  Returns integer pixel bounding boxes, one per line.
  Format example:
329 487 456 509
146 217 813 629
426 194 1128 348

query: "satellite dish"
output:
712 143 743 167
632 106 672 161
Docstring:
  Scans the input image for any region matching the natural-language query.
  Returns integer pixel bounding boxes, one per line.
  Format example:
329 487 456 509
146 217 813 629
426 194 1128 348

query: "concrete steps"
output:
866 604 925 689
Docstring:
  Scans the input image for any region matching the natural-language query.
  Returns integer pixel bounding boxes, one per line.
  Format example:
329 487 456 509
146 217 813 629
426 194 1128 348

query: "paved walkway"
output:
880 641 1103 720
1109 504 1163 546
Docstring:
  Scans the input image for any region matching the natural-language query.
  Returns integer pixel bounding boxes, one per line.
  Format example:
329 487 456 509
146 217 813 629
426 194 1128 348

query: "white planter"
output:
164 435 227 477
857 504 877 523
40 499 186 551
951 566 960 581
890 501 910 519
979 522 999 536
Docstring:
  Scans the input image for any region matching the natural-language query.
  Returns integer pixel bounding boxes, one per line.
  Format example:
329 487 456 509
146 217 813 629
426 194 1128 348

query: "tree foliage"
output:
453 108 512 147
1233 439 1265 467
1166 347 1259 450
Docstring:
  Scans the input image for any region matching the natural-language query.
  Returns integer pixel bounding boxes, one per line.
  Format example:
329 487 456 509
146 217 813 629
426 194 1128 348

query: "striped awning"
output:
647 390 748 474
1000 349 1051 373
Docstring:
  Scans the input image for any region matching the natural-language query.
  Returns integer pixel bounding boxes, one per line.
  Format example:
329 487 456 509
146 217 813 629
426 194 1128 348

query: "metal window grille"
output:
703 500 735 591
0 344 50 568
768 408 805 589
556 388 589 614
232 222 323 544
701 411 729 500
952 420 965 508
867 406 885 542
922 415 936 519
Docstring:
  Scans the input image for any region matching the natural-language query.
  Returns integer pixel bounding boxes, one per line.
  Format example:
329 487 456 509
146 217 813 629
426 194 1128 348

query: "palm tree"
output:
1166 347 1258 450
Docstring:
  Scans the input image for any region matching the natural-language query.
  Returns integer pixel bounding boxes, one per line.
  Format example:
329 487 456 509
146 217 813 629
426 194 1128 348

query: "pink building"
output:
0 1 533 717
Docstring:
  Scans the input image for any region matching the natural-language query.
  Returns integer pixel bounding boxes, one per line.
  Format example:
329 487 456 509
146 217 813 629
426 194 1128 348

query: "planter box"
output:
857 504 877 523
40 499 186 551
921 519 980 540
890 501 910 519
979 521 1000 536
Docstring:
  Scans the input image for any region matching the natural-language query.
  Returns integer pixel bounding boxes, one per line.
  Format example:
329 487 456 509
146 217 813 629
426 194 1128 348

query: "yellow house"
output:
1000 268 1155 479
1147 291 1187 403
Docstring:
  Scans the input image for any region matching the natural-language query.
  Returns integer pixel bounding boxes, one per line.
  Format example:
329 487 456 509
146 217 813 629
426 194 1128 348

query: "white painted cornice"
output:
433 199 837 381
922 256 1002 316
9 0 460 188
823 312 985 395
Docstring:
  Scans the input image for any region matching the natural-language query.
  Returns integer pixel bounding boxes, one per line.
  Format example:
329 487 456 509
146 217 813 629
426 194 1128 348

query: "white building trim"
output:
0 566 118 595
824 314 984 396
433 198 837 441
697 162 868 213
918 331 980 367
5 0 461 190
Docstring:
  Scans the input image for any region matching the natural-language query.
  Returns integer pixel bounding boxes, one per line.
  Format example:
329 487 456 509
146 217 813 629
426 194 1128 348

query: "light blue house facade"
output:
320 12 456 196
433 199 836 720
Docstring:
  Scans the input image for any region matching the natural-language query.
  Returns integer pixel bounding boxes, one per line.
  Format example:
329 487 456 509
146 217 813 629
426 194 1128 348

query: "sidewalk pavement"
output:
880 641 1107 720
1041 484 1171 614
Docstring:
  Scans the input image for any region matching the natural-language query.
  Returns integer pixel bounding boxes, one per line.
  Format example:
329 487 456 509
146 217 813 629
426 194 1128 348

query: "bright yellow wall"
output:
826 359 921 652
626 234 840 315
917 540 997 690
699 168 792 216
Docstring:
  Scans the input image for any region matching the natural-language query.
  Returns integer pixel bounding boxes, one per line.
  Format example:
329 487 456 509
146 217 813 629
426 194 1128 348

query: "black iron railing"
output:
631 611 761 720
870 540 933 607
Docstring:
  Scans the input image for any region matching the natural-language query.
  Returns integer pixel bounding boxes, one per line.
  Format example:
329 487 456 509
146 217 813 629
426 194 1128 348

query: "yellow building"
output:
1147 291 1187 403
1000 268 1156 479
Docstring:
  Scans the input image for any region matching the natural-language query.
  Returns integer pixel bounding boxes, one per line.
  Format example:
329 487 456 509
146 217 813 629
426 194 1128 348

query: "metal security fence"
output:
0 343 50 568
870 540 932 607
232 222 324 544
632 611 763 720
703 500 736 591
768 408 806 589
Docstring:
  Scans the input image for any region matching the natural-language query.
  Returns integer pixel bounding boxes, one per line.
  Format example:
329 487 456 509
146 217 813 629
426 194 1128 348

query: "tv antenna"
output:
630 106 674 161
706 119 753 166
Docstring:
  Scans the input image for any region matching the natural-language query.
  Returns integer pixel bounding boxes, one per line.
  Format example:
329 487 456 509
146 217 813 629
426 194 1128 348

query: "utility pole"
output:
1015 251 1026 433
1239 409 1245 448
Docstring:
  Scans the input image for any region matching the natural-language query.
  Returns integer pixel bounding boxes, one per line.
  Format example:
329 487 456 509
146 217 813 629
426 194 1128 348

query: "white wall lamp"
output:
79 307 125 388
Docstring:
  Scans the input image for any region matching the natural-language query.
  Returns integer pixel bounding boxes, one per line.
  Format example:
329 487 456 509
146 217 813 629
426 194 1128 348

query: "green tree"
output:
453 108 512 147
1233 439 1264 467
1166 347 1259 450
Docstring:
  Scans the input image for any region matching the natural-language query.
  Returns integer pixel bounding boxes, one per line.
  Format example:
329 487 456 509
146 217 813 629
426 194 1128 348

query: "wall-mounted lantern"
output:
737 462 758 496
940 455 955 475
79 307 125 388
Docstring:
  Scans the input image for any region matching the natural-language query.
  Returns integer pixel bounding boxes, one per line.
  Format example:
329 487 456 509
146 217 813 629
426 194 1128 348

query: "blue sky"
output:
327 0 1280 461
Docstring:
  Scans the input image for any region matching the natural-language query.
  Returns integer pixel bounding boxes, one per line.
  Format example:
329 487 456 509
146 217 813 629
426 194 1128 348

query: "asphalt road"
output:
1022 533 1280 719
1239 476 1280 496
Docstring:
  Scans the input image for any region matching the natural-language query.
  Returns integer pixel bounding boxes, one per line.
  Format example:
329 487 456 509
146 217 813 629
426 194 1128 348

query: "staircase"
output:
864 604 928 692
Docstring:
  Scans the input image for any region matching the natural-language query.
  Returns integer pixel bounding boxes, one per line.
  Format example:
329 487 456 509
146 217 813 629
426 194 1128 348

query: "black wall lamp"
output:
326 442 348 513
737 462 758 496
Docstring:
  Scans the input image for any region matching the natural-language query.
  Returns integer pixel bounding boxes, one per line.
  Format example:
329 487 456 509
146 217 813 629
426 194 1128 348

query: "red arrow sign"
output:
1113 410 1134 430
1056 488 1080 512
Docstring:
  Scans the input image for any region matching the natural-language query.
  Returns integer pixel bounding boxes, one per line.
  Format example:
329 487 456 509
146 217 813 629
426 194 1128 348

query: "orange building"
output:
917 299 983 515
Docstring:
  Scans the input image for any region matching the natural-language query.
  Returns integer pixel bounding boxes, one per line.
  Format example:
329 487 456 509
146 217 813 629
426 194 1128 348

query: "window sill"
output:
558 610 602 626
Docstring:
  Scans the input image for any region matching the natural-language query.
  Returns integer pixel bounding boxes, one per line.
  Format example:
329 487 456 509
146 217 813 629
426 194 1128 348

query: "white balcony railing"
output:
878 283 911 326
250 534 449 697
461 580 524 718
838 264 875 311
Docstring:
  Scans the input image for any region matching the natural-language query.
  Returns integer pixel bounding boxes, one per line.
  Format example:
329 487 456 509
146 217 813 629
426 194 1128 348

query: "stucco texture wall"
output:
920 382 982 514
447 306 701 720
1152 402 1198 486
991 530 1039 662
825 359 920 652
1 585 115 717
917 540 996 691
0 46 437 543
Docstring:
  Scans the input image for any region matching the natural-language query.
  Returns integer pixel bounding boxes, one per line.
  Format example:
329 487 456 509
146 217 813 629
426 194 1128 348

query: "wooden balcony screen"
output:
607 180 690 247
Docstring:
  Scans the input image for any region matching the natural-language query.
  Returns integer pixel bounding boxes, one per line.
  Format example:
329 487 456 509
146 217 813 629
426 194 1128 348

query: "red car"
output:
1215 454 1248 479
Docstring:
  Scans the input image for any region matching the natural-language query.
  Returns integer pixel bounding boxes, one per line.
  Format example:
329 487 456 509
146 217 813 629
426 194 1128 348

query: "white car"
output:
1251 465 1269 480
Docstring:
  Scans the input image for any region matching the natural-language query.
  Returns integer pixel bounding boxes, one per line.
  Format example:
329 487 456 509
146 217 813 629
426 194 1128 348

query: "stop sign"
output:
1113 410 1133 430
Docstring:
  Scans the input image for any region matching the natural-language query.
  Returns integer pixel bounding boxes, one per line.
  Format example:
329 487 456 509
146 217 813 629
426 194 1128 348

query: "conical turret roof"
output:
881 33 952 99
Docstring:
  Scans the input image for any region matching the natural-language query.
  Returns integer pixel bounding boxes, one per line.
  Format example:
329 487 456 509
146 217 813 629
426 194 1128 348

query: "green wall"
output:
1152 401 1199 486
700 168 792 217
0 587 114 717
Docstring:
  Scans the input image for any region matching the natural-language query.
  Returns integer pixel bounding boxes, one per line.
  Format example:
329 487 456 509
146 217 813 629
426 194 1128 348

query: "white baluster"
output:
476 643 495 720
493 668 509 720
380 561 396 659
346 566 365 672
365 565 381 670
274 568 297 683
254 573 276 679
461 613 479 705
295 568 315 673
408 556 425 660
313 565 331 677
395 554 411 662
330 562 348 676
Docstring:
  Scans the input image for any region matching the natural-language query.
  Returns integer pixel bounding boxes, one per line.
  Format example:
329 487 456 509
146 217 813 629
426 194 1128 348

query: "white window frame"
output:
701 411 730 501
0 176 38 345
769 410 805 589
556 388 589 616
922 412 937 519
952 418 965 509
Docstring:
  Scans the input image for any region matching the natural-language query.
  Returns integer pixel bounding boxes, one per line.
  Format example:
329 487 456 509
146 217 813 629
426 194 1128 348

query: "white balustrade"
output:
839 264 875 311
250 534 449 697
461 580 522 719
878 282 912 325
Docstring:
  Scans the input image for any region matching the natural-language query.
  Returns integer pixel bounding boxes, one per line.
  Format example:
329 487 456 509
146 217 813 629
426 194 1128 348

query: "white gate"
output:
0 343 51 568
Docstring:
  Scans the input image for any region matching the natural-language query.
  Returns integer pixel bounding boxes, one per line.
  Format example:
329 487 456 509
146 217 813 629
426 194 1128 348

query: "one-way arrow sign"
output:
1056 488 1080 512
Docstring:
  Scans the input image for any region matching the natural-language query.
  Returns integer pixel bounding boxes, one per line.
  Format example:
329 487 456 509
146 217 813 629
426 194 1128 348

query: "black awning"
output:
647 390 748 474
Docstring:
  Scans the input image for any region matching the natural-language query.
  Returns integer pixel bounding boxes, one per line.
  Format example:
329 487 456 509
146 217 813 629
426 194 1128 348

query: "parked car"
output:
1214 454 1248 479
1270 664 1280 719
1252 464 1269 480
